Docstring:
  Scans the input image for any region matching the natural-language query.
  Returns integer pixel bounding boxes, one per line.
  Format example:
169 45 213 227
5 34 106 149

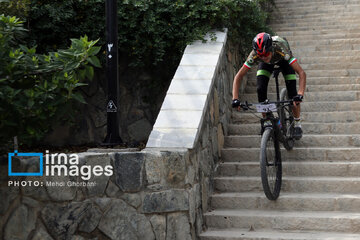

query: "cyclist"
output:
232 32 306 139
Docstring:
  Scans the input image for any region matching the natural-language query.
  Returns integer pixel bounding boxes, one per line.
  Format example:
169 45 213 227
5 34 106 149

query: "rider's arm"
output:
233 51 257 100
290 61 306 96
232 65 250 100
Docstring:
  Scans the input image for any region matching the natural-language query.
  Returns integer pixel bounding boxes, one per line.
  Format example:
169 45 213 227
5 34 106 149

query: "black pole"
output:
103 0 122 146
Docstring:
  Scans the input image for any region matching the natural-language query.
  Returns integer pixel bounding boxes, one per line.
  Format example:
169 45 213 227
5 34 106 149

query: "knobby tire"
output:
260 128 282 200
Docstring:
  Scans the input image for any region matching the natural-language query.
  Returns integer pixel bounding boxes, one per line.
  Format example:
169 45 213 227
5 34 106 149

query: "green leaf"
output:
72 92 87 104
87 56 101 68
28 99 35 108
75 82 88 87
85 65 94 80
87 46 101 56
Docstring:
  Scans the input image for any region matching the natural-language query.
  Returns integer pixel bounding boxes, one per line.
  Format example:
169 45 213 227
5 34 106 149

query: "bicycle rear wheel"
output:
260 128 282 200
279 88 295 150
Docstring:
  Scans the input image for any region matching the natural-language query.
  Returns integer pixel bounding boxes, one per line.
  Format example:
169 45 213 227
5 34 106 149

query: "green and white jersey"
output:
243 36 298 69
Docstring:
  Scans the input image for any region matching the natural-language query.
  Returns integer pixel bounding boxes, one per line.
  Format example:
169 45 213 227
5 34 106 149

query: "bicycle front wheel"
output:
260 128 282 200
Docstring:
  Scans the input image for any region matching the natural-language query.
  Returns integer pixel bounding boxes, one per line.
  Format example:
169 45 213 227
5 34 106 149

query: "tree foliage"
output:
26 0 273 67
118 0 273 66
27 0 105 53
0 15 101 150
0 0 30 20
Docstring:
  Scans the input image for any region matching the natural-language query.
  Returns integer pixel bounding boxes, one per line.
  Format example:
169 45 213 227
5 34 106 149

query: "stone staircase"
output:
200 0 360 239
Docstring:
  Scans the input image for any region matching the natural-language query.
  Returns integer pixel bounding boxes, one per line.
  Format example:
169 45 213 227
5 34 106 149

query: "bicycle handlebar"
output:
240 99 294 111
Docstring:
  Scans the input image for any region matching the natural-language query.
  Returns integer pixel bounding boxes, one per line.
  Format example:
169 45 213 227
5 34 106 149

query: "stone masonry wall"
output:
0 32 242 240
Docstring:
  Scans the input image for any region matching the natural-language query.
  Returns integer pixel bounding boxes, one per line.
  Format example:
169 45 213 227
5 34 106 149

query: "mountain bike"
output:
240 67 297 200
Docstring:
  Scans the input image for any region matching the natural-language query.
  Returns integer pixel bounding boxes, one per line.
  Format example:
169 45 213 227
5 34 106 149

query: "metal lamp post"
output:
103 0 123 146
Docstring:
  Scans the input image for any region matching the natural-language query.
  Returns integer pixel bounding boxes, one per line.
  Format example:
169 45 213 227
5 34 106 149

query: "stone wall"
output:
1 151 177 240
1 150 211 240
44 69 164 147
0 30 244 240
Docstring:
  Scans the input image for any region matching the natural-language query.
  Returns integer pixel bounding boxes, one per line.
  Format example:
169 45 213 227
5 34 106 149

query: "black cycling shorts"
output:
256 60 298 102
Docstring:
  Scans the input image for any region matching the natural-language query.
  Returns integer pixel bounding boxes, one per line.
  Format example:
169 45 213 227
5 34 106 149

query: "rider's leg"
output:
257 62 274 118
284 78 299 117
292 103 300 118
280 60 303 139
280 60 298 115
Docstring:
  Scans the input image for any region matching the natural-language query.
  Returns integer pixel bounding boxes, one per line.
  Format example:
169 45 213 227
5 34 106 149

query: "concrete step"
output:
275 0 360 8
277 3 360 8
271 20 360 30
275 0 359 5
292 43 360 52
204 209 360 232
210 192 360 212
276 15 359 25
221 147 360 162
271 15 359 24
275 2 360 9
275 15 360 24
245 84 360 94
214 176 360 193
275 4 360 12
276 26 360 35
225 134 360 148
276 0 359 3
300 63 360 71
240 91 360 102
228 122 360 135
297 56 360 64
292 50 360 57
275 8 360 17
275 10 360 21
200 229 360 240
286 38 360 48
283 33 360 41
273 9 359 18
217 161 360 177
232 111 360 124
272 22 360 32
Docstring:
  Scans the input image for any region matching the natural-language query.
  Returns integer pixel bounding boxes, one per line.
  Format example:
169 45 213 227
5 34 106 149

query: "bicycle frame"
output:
260 102 292 144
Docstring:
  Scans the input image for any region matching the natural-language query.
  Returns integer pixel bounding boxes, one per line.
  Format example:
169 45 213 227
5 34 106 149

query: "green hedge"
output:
26 0 273 66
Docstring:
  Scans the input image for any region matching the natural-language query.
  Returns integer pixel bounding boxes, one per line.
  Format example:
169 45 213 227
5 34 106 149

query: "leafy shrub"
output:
27 0 105 53
0 15 101 150
118 0 273 66
26 0 273 66
0 0 30 20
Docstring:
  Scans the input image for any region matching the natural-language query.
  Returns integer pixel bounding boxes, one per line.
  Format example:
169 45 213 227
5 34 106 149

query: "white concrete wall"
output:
146 30 228 149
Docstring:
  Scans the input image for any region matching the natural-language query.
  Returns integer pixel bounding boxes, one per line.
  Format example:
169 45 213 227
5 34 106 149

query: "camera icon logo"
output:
8 150 43 176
